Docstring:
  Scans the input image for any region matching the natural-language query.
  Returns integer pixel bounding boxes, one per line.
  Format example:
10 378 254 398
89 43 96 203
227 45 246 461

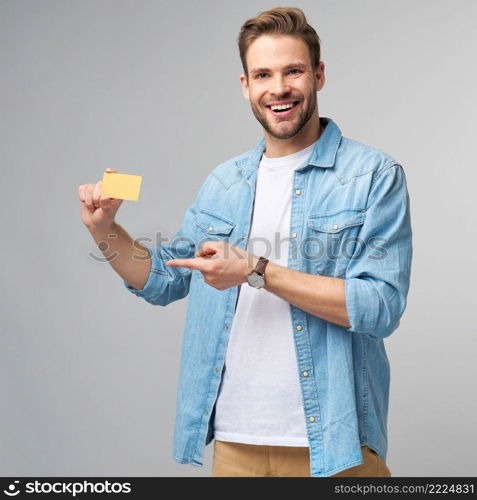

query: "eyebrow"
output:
250 62 308 76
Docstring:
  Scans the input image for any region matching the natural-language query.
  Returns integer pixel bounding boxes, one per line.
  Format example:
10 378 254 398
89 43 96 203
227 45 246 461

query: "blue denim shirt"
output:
124 117 413 477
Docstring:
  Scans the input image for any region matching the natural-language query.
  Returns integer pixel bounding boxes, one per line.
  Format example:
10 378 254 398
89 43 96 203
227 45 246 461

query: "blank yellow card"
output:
101 172 142 201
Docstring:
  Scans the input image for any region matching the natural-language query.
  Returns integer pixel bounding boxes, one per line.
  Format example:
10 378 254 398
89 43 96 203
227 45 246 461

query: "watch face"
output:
247 272 265 289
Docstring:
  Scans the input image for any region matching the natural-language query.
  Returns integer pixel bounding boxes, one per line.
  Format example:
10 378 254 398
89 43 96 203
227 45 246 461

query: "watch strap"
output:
253 256 269 276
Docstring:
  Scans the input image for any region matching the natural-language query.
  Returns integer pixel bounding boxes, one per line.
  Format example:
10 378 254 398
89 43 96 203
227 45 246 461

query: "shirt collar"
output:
236 117 342 178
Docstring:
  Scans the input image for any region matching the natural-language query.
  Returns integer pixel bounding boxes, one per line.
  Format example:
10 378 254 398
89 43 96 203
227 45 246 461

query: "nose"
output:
270 74 291 97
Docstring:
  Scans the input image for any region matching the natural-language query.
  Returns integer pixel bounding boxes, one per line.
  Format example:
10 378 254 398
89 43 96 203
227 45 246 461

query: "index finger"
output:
166 258 205 270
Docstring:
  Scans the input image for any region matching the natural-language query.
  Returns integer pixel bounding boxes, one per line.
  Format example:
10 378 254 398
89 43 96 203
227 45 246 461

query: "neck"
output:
263 113 323 158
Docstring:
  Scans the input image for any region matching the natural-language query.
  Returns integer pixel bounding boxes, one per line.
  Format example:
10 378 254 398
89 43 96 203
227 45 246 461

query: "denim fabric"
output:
123 117 413 477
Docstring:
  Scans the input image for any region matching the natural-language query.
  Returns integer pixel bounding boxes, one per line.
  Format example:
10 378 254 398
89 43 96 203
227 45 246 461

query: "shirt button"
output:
204 409 209 415
303 371 309 377
215 368 219 374
296 325 303 331
291 232 297 238
295 189 302 196
333 224 339 230
309 416 315 423
208 226 213 232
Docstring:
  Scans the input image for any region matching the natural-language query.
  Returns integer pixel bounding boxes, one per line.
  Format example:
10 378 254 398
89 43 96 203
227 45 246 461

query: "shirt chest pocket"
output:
195 209 236 241
305 208 365 277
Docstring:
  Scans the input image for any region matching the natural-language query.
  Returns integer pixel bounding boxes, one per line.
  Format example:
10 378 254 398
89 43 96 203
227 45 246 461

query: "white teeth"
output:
270 102 295 111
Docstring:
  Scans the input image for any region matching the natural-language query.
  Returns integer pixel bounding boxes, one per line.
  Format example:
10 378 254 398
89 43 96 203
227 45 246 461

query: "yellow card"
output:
101 172 142 201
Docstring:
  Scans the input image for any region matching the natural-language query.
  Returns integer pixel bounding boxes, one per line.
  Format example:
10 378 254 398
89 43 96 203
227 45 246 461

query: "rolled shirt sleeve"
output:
344 163 413 338
123 202 199 306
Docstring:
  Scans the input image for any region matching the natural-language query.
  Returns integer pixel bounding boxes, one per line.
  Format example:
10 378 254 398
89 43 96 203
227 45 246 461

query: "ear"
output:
315 61 325 92
240 73 250 101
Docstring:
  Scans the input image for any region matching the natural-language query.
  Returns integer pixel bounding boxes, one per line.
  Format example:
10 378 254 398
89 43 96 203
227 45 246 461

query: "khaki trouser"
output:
212 440 392 477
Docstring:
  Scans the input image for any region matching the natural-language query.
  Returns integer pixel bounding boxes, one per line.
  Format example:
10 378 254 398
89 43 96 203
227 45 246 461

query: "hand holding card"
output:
78 168 142 234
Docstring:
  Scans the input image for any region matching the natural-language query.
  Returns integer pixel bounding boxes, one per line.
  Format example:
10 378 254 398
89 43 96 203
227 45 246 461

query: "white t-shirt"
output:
213 140 318 447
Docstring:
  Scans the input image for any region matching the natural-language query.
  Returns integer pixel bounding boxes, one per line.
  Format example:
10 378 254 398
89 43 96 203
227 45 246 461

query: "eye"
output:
256 73 268 79
288 68 302 75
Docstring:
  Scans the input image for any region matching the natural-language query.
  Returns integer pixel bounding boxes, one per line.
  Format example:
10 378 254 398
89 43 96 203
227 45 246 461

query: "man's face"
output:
240 34 325 140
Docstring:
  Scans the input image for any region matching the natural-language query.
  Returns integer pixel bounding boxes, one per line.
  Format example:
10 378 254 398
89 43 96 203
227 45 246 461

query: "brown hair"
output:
238 6 321 78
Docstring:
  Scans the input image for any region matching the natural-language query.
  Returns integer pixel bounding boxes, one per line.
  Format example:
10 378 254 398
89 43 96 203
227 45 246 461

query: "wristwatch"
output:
247 256 269 289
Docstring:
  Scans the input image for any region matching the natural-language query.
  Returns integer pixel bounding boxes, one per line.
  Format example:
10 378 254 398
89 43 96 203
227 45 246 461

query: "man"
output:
78 7 412 477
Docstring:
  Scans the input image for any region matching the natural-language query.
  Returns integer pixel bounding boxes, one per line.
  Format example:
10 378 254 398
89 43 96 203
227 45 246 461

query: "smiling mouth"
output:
265 101 301 118
266 100 300 112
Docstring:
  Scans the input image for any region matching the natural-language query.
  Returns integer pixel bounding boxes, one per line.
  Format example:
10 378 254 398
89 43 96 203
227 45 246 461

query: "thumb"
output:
197 242 220 258
100 196 122 211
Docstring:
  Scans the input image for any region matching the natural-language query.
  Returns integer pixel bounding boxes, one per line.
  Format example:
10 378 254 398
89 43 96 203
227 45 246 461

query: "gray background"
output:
1 0 475 477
